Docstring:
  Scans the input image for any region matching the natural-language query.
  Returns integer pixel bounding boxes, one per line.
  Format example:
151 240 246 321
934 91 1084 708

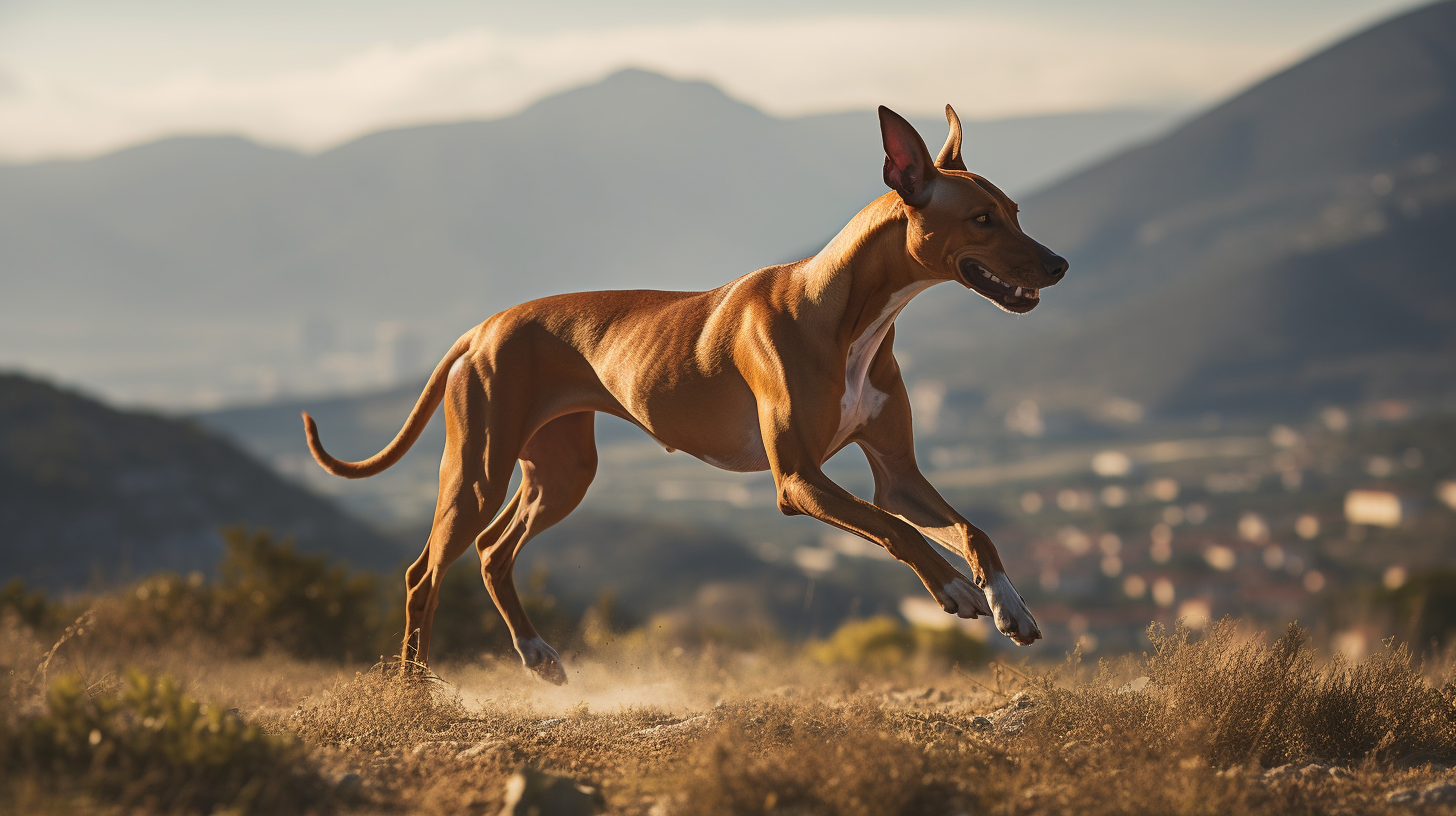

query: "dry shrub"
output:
675 700 970 816
1029 617 1456 767
289 671 467 751
89 571 217 653
1 668 322 814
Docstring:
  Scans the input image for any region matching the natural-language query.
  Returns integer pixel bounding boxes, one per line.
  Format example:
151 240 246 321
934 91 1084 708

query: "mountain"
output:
0 70 1176 408
0 373 406 589
902 0 1456 417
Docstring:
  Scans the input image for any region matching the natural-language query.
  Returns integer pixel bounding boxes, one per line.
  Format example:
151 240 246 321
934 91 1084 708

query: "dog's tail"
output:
302 332 473 479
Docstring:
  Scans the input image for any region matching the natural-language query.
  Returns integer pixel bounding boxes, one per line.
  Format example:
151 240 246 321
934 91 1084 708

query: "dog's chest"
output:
830 282 932 451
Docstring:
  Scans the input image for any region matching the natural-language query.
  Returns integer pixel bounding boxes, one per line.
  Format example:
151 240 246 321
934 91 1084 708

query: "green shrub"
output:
810 616 916 671
1375 568 1456 650
76 528 391 663
46 529 594 666
2 668 322 814
809 616 989 671
213 528 385 662
912 625 990 667
0 578 60 631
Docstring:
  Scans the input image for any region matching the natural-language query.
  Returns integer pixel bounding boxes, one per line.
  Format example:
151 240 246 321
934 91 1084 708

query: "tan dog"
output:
304 106 1067 683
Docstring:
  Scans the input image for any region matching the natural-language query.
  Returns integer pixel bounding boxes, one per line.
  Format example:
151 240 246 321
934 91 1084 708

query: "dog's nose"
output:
1044 254 1069 280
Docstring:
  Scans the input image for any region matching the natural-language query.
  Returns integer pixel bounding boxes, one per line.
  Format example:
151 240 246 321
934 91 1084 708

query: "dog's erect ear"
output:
879 105 938 208
936 104 967 172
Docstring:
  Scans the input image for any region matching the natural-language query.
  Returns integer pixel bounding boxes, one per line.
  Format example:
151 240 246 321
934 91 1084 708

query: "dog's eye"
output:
974 214 989 224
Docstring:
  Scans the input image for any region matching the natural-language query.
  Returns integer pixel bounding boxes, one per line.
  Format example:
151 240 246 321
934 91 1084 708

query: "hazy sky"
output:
0 0 1429 162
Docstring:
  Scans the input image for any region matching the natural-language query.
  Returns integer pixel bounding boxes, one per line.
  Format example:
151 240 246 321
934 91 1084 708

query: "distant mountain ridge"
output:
902 0 1456 416
0 71 1176 408
0 373 405 589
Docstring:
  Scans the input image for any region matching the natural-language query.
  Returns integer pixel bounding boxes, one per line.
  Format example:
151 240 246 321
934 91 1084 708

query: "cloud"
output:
0 14 1293 162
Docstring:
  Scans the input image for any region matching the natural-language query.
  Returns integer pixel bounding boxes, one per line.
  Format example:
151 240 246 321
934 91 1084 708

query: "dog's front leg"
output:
758 413 986 618
853 383 1041 644
773 464 989 619
861 443 1041 645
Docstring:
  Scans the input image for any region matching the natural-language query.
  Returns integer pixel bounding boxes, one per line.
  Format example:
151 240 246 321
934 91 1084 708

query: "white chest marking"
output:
829 282 933 452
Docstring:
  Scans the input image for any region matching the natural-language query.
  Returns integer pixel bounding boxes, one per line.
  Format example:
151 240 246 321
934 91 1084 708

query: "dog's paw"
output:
985 572 1041 645
937 575 991 619
516 636 568 686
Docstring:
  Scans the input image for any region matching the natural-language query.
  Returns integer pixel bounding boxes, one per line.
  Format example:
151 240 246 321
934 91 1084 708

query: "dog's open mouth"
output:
957 259 1039 314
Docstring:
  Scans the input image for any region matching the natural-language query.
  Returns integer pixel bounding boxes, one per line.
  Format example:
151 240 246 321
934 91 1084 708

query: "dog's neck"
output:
798 194 944 348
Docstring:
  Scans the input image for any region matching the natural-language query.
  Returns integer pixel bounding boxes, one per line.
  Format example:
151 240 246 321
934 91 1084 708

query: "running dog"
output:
304 105 1067 683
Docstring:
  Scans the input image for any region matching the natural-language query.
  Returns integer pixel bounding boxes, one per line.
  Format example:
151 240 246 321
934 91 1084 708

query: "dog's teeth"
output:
981 270 992 279
1014 286 1023 297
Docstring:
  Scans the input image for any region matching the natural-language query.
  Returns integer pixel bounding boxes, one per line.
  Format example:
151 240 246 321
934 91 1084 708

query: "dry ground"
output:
7 615 1456 815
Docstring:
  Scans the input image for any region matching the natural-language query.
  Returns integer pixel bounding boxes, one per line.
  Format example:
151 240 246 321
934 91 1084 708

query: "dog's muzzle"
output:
956 257 1041 314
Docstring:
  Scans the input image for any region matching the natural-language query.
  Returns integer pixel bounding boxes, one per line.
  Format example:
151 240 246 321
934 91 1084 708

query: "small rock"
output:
457 740 506 761
1422 783 1456 805
1118 676 1151 694
1387 788 1421 805
1298 763 1330 780
499 768 601 816
412 741 466 759
636 715 708 736
1011 691 1035 709
1264 764 1294 781
969 716 994 733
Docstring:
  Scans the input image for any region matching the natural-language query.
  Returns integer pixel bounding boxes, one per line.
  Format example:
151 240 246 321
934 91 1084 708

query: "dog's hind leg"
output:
401 360 521 668
475 411 598 685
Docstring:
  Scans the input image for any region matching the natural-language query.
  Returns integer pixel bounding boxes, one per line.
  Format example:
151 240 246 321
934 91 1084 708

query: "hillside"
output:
0 70 1174 409
903 0 1456 417
0 373 406 589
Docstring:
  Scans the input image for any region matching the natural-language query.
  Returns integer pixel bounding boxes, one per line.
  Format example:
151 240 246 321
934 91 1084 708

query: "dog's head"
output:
879 105 1068 314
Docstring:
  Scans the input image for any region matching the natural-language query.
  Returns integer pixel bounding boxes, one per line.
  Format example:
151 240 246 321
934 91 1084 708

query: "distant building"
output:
1438 480 1456 512
1344 489 1418 528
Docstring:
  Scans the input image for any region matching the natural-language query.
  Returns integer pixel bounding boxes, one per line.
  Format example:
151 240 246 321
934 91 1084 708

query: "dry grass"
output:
6 613 1456 815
